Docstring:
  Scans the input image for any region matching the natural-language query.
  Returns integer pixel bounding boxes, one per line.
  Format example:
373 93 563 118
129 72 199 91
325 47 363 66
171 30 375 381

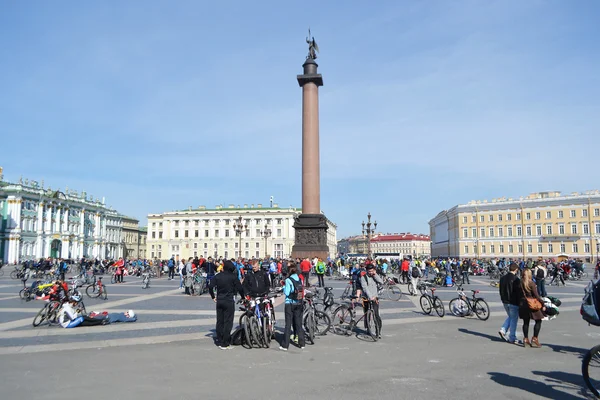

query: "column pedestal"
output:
291 214 328 260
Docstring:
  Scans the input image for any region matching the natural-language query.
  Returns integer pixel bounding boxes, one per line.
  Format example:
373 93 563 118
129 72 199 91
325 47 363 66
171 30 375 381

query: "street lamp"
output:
233 216 248 259
362 212 377 259
261 224 271 258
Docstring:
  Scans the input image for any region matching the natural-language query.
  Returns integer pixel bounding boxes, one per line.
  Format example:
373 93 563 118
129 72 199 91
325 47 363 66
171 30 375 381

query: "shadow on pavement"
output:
488 372 586 400
458 328 506 343
532 370 591 398
542 343 588 360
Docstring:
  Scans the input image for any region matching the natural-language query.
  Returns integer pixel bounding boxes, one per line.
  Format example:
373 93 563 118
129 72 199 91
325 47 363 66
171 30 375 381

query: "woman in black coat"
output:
519 268 546 348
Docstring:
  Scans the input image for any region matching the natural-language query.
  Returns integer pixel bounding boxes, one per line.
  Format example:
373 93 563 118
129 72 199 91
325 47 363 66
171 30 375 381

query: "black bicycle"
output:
331 297 381 341
583 344 600 398
448 286 490 320
419 287 445 317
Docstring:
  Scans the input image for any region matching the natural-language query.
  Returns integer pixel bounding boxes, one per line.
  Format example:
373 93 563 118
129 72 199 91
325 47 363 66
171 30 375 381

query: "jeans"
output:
317 274 325 287
501 304 519 342
536 279 547 297
179 274 184 289
410 276 419 295
215 299 235 346
462 271 470 284
282 303 304 349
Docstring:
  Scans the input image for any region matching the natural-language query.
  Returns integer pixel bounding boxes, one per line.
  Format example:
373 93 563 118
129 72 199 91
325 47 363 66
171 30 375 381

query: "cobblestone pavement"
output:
0 270 597 399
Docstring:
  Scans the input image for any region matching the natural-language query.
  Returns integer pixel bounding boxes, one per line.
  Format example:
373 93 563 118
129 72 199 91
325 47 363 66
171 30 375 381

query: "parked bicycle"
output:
331 297 381 341
419 287 445 317
378 275 403 301
448 285 490 320
303 290 331 343
86 276 107 300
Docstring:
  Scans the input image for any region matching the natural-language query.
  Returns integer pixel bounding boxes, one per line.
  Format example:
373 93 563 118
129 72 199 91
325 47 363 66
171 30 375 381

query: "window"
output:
498 214 503 222
546 225 553 235
481 245 486 254
536 226 542 236
585 243 590 253
525 212 531 220
464 245 469 254
548 243 553 253
214 230 219 238
517 226 522 236
559 224 565 235
204 243 208 249
245 242 249 248
224 243 228 249
509 244 514 253
508 226 513 237
507 214 512 221
195 230 199 238
571 224 577 234
256 242 260 248
152 232 156 239
151 244 155 250
490 245 495 253
205 230 209 237
584 224 590 235
472 228 477 237
472 216 476 223
499 227 504 237
489 227 494 237
480 215 484 222
518 244 523 253
570 210 576 218
175 231 179 238
225 229 230 237
526 226 531 236
234 242 238 249
151 252 155 258
277 229 282 237
560 243 566 253
527 244 532 253
152 222 156 227
516 213 521 221
583 209 588 217
499 244 504 253
596 223 600 234
573 243 579 253
489 215 494 222
595 208 600 217
159 232 163 239
480 228 485 238
535 212 540 220
537 244 542 253
256 229 260 237
225 219 230 226
462 216 467 223
276 219 282 225
546 211 551 219
184 230 189 238
558 210 564 218
463 228 468 238
194 243 198 249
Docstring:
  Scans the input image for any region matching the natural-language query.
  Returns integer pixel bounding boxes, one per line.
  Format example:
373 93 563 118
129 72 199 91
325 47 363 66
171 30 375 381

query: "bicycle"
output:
303 290 331 343
255 292 281 348
378 275 403 301
142 273 150 289
583 344 600 397
331 297 381 341
448 285 490 320
238 298 264 349
314 287 339 316
32 299 62 327
86 276 107 300
419 287 445 317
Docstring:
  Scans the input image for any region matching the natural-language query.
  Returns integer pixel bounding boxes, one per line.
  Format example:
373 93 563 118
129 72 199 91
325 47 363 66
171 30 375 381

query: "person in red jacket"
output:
114 257 125 283
401 258 410 284
300 258 312 287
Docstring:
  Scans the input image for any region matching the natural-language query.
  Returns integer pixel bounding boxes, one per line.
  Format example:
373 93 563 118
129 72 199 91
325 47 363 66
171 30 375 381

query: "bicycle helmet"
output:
70 293 81 302
127 310 135 318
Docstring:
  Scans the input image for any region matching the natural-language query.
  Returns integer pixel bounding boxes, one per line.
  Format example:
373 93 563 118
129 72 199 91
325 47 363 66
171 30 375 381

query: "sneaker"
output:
279 346 288 351
292 335 298 343
498 330 507 342
300 347 305 350
218 346 228 350
510 339 521 346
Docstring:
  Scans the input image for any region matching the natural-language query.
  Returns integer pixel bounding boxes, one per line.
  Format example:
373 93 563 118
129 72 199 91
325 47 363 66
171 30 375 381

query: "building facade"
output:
429 190 600 261
370 233 431 259
147 204 337 261
122 216 148 260
0 169 125 263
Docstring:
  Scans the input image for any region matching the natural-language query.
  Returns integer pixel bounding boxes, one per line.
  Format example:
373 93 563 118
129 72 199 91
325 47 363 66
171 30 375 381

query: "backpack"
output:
316 263 325 274
411 267 420 278
288 276 304 301
536 267 545 280
181 264 187 276
582 280 600 326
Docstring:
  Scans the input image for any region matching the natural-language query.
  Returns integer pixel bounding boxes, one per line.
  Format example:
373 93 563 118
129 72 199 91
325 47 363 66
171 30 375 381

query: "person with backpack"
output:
534 263 547 297
519 268 546 348
410 262 420 296
280 263 305 351
499 263 521 345
360 265 383 338
315 258 326 287
167 257 175 280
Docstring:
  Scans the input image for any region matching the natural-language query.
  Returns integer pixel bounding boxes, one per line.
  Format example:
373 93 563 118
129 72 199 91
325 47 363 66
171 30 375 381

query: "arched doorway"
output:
50 239 61 258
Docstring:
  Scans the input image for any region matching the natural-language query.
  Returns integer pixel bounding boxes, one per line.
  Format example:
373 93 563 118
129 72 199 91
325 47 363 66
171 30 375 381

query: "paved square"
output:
0 271 597 399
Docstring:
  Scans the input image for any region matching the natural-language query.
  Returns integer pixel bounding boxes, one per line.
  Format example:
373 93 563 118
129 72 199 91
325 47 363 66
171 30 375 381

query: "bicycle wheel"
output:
474 299 490 321
249 316 263 348
420 295 432 315
386 284 403 301
101 287 108 300
239 315 252 349
10 270 19 279
583 344 600 398
365 309 379 342
306 312 316 345
47 302 61 326
331 305 352 335
193 282 201 296
111 275 117 284
32 305 48 327
314 310 331 336
449 298 467 317
407 282 415 296
433 297 445 318
86 284 99 298
262 315 271 348
19 288 28 300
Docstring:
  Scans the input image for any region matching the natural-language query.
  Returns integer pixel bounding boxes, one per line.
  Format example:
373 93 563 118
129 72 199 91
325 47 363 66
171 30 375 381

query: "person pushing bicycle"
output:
359 265 383 339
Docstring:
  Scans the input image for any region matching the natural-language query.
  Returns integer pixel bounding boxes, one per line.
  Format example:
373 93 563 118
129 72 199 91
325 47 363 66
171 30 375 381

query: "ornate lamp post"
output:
233 216 248 259
362 212 377 259
261 224 272 258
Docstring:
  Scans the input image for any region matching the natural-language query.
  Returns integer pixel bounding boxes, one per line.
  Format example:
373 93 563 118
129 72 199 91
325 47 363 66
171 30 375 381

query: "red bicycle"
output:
85 276 107 300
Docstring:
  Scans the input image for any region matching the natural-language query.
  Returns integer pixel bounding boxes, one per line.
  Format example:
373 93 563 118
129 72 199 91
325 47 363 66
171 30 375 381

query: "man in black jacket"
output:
243 260 270 298
499 263 521 344
208 260 244 350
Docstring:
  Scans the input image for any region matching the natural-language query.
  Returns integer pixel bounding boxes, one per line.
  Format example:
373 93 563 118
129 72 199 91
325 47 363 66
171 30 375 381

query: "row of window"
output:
151 218 286 228
465 242 600 255
463 208 600 224
462 222 600 238
152 228 284 240
152 241 268 251
150 250 273 260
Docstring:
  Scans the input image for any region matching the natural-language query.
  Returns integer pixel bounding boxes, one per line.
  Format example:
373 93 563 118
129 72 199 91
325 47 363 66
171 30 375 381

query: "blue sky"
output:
1 1 599 238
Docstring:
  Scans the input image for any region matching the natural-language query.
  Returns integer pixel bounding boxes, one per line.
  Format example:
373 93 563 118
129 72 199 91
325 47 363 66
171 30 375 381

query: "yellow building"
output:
429 191 600 261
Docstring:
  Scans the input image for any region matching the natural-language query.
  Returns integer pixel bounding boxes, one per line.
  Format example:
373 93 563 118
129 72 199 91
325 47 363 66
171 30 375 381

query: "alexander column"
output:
291 31 329 260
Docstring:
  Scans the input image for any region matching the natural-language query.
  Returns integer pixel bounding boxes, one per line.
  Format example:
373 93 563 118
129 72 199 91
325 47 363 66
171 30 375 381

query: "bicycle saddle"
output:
471 290 479 294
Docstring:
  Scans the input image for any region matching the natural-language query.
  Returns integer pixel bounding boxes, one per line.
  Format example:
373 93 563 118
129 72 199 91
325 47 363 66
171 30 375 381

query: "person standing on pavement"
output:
410 262 420 296
178 258 185 290
499 263 521 345
208 260 244 350
315 258 326 287
533 263 547 297
280 264 305 351
400 258 410 284
360 265 383 339
243 260 270 298
300 257 312 288
167 257 175 280
519 268 546 348
461 259 471 285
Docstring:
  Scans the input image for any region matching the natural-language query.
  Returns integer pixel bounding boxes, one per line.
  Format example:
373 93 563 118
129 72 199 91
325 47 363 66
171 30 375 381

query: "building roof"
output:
371 233 430 242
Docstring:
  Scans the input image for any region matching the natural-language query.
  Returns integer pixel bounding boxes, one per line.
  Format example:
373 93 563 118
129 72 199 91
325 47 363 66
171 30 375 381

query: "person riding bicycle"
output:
360 265 383 339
